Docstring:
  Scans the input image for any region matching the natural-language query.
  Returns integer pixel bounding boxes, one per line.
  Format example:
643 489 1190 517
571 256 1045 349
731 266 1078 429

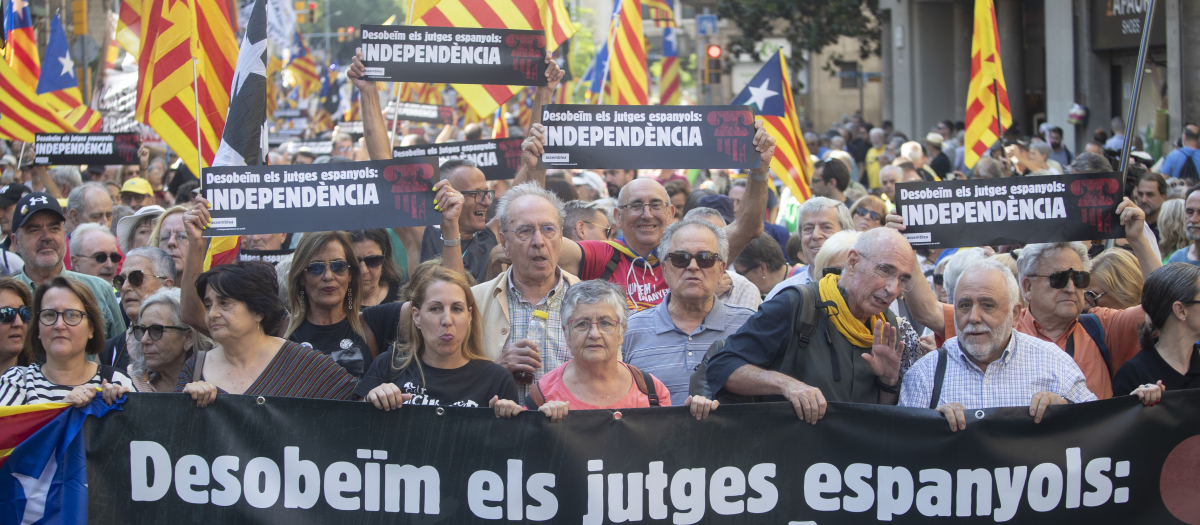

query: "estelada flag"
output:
730 50 813 201
3 0 40 87
492 106 509 138
0 59 80 142
0 398 124 524
36 15 102 132
964 0 1012 169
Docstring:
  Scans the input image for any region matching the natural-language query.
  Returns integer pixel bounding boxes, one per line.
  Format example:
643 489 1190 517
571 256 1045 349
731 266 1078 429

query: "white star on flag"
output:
13 448 58 525
744 78 778 111
58 51 75 77
664 30 677 52
12 0 28 21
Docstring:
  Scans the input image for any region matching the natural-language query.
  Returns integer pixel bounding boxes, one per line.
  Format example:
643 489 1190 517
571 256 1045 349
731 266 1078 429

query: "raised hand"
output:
522 123 545 170
861 319 901 388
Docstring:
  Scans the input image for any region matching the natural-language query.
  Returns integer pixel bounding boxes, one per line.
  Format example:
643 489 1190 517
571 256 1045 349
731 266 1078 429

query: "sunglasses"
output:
132 324 190 341
854 208 883 222
114 270 165 289
1084 290 1107 307
359 255 386 268
665 251 721 269
80 252 122 264
0 306 30 324
306 260 351 276
933 273 944 286
1029 268 1090 289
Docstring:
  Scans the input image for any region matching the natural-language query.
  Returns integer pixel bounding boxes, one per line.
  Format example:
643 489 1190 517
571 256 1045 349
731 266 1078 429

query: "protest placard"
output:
359 25 547 86
202 157 440 237
539 105 761 169
391 102 454 124
895 172 1127 249
393 137 524 180
33 133 139 166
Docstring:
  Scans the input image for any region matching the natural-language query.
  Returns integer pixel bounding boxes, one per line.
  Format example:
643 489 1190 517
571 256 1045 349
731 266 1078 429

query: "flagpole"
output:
993 78 1004 141
1118 0 1156 182
193 57 203 177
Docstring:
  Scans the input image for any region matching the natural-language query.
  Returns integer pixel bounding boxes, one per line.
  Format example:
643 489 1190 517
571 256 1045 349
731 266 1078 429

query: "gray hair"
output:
798 197 855 231
66 182 109 215
125 246 178 281
49 166 83 192
1016 242 1091 283
684 206 726 227
869 127 885 139
1068 152 1114 174
68 223 115 256
943 248 988 302
495 181 565 232
954 258 1021 308
563 200 602 238
127 288 212 385
1030 141 1053 159
878 164 900 181
560 279 629 332
658 218 729 262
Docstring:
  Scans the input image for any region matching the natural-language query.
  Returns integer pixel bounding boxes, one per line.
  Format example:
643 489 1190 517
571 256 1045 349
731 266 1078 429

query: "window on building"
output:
838 61 860 89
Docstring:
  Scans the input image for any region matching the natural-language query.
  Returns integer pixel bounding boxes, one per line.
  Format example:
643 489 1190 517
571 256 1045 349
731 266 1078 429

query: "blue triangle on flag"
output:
730 52 786 117
36 15 79 95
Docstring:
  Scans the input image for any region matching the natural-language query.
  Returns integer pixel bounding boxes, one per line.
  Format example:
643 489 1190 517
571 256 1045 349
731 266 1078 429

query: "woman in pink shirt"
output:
490 280 719 421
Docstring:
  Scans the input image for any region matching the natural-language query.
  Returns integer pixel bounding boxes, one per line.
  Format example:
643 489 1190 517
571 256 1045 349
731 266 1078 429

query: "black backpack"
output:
1177 150 1200 184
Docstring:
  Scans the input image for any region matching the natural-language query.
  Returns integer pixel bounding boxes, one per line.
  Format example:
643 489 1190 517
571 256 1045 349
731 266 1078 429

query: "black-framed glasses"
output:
114 270 166 289
508 224 561 242
933 273 944 286
38 309 87 327
580 221 612 238
854 208 883 222
306 260 351 276
665 251 721 269
0 306 30 324
132 324 190 341
360 255 386 268
1029 268 1090 289
1085 290 1107 307
1179 299 1200 306
78 252 122 264
460 190 495 205
617 200 667 215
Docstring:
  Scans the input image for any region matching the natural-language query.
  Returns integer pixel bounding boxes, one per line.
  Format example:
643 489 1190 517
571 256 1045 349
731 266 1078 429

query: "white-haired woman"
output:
127 288 212 392
490 280 719 422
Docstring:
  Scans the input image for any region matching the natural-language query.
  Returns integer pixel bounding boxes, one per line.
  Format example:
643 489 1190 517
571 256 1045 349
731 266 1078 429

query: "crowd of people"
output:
0 53 1196 431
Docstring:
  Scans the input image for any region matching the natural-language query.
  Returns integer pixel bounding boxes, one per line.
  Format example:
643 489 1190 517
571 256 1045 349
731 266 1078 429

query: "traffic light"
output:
704 45 722 85
337 28 346 42
71 0 87 35
308 2 317 23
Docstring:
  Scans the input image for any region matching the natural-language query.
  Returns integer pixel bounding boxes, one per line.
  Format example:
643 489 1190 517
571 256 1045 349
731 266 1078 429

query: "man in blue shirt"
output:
1161 124 1200 179
1167 188 1200 267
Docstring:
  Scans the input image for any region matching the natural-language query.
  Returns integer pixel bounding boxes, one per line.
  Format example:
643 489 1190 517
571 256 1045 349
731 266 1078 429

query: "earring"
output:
299 288 305 297
346 290 354 305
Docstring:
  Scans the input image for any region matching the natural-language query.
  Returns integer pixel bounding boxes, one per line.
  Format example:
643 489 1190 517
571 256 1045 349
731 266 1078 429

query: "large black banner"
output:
540 105 761 169
86 391 1200 524
895 172 1126 249
33 133 139 165
394 137 525 180
202 157 440 237
360 25 547 85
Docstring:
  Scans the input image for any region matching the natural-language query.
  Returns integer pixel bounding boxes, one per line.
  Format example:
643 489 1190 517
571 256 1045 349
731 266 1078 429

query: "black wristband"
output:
877 378 900 395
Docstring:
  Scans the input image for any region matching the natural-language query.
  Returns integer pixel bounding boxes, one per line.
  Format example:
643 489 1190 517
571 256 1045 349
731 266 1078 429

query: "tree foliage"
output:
716 0 880 82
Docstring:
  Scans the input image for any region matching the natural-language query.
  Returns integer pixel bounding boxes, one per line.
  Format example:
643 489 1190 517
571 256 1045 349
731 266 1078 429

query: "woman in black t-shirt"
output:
358 266 517 408
1114 263 1200 403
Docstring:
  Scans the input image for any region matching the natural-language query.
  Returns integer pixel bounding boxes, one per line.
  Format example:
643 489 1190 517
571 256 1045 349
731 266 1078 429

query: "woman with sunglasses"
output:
0 277 31 373
1113 263 1200 404
0 277 133 406
127 289 209 392
349 229 404 307
850 195 888 232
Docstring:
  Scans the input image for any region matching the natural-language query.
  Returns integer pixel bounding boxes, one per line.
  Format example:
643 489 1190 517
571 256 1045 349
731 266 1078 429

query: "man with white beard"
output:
898 259 1096 431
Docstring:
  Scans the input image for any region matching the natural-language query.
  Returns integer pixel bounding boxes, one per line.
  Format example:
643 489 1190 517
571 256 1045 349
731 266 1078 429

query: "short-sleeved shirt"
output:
1112 344 1200 395
16 268 126 340
531 360 672 410
0 363 134 405
420 226 497 285
288 318 372 379
354 352 518 407
1161 147 1200 179
899 331 1096 410
578 239 667 311
1168 247 1200 267
362 301 406 350
623 294 754 405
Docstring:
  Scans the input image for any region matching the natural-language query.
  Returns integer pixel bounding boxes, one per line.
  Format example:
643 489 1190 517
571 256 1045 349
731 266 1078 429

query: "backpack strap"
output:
625 363 659 406
192 350 208 383
1077 314 1111 374
928 347 949 410
524 381 547 410
598 244 625 282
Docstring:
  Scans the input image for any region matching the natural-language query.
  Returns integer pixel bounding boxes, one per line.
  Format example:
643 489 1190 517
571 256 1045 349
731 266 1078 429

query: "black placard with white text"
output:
359 25 547 85
391 102 455 124
202 157 440 237
33 133 139 165
895 172 1127 249
540 104 761 169
394 137 524 180
85 391 1200 524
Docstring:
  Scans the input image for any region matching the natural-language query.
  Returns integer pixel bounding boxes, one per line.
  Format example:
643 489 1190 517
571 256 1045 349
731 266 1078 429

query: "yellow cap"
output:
121 177 153 195
533 310 549 320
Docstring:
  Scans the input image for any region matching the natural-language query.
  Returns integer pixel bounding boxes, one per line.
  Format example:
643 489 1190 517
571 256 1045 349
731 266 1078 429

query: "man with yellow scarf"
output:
705 228 916 424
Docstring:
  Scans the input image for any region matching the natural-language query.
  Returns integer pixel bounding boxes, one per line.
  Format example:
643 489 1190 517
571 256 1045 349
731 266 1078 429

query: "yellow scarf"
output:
818 273 886 348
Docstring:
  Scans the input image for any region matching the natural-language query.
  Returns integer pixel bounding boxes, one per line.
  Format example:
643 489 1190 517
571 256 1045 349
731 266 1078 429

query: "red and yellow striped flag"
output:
731 51 811 201
659 28 680 105
116 0 143 55
643 0 676 27
286 30 320 98
492 106 509 138
416 0 577 117
0 403 70 469
3 0 41 88
609 0 647 105
964 0 1012 169
136 0 238 177
0 60 80 142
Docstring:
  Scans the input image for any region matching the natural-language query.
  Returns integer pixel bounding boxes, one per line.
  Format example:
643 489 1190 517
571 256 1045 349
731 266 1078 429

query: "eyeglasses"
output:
508 224 561 242
932 273 944 286
158 231 188 245
617 201 667 216
360 255 386 268
114 270 167 289
1029 268 1090 289
38 309 87 326
1084 290 1107 307
665 251 721 269
460 190 495 205
568 318 621 335
866 259 915 293
132 324 190 341
854 208 883 222
0 306 30 324
78 252 122 264
580 221 612 238
306 260 351 276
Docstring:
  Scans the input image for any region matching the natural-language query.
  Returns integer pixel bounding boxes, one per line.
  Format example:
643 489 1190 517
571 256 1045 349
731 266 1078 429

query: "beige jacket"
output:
472 270 581 361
